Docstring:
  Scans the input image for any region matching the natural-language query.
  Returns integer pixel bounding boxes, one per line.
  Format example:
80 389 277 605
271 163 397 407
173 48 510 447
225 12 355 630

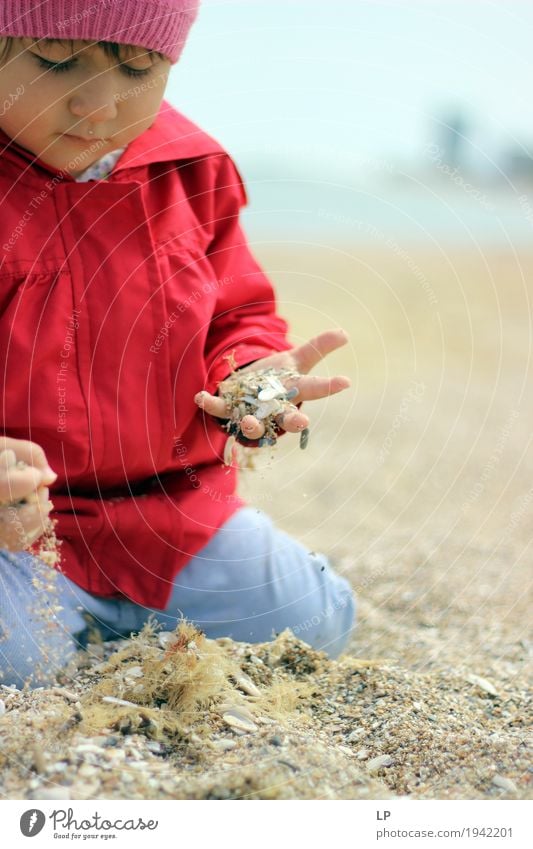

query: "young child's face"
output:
0 37 171 176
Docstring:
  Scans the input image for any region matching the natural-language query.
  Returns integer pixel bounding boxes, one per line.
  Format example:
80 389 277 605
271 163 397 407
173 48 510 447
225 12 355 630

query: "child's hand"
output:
0 438 57 551
194 329 351 442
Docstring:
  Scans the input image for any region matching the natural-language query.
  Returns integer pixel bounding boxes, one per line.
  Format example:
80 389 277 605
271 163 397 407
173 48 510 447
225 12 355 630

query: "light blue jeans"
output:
0 507 356 688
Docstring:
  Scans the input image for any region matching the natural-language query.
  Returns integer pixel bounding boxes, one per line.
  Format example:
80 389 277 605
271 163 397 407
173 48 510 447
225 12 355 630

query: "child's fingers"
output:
291 374 351 402
240 415 265 439
0 500 53 550
0 436 57 486
194 390 229 419
274 407 309 433
0 464 44 504
0 438 57 484
290 329 349 374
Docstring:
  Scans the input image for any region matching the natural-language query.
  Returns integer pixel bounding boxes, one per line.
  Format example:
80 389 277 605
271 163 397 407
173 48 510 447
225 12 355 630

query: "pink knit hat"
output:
0 0 200 64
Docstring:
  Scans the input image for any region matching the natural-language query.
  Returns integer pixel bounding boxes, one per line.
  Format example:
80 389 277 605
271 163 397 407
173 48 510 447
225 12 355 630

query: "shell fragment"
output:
234 674 261 698
222 709 258 734
258 376 286 401
224 435 237 466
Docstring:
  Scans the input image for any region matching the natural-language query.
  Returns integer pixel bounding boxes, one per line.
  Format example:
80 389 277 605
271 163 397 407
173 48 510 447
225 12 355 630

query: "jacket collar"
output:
0 100 225 182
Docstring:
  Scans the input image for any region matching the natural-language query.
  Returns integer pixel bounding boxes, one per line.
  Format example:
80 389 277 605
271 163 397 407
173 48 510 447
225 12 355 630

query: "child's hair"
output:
0 37 166 67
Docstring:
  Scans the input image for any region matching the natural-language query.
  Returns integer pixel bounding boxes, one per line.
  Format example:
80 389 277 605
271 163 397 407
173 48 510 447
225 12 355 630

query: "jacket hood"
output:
0 99 225 182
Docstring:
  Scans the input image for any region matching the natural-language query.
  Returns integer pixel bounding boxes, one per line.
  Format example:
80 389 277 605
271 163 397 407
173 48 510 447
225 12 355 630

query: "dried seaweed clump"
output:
79 621 311 745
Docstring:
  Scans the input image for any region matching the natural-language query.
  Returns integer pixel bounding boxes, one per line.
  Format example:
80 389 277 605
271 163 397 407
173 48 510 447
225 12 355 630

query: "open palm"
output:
194 329 351 440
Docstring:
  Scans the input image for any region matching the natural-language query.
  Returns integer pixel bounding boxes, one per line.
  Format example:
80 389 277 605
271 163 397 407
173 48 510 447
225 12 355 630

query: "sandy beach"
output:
0 244 531 800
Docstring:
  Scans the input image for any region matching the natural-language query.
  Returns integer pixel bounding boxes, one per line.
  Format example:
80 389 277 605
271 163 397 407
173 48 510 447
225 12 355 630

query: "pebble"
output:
299 428 310 450
492 775 518 794
367 755 393 772
356 749 369 760
46 762 68 774
74 744 104 756
0 700 5 716
337 746 354 757
78 765 98 778
125 666 143 679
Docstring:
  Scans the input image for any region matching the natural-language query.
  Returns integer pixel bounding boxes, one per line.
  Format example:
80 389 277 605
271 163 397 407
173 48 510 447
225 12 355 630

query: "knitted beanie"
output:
0 0 200 63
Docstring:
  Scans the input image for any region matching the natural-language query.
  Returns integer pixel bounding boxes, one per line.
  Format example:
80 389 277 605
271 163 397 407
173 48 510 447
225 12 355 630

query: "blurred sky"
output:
165 0 533 244
169 0 532 173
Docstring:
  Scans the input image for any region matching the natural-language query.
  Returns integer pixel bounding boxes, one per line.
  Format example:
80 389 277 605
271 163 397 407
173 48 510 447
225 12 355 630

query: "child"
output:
0 1 355 688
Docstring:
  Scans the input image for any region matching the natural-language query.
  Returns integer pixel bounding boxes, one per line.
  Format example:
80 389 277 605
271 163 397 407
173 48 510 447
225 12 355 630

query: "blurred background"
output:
167 1 532 669
172 0 533 246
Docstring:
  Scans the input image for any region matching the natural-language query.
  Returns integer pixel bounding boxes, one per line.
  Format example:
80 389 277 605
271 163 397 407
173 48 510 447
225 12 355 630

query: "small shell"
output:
254 400 280 419
212 738 237 751
258 377 286 401
492 775 518 794
222 709 258 734
367 754 393 772
224 435 236 466
234 673 261 698
217 702 255 720
257 388 279 401
158 631 175 648
34 787 71 800
466 674 499 697
102 696 138 708
50 687 79 702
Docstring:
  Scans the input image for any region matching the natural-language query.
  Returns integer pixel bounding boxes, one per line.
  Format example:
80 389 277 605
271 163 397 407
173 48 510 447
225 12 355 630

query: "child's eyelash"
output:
34 56 151 78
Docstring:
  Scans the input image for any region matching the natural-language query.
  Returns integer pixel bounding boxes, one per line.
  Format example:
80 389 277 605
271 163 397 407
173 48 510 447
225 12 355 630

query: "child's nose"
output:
68 82 118 124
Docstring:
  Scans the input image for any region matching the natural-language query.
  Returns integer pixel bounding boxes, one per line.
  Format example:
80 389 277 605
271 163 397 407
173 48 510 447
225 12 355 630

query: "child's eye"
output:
33 55 151 78
35 55 73 74
120 65 151 79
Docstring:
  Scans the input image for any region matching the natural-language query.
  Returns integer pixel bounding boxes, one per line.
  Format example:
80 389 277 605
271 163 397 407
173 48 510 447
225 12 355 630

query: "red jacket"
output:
0 100 293 608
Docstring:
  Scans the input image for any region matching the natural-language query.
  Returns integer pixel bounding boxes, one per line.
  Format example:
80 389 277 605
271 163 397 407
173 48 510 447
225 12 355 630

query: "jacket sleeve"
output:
202 154 293 396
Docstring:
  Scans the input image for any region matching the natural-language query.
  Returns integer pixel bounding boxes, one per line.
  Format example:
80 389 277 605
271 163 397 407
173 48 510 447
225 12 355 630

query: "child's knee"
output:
282 564 356 659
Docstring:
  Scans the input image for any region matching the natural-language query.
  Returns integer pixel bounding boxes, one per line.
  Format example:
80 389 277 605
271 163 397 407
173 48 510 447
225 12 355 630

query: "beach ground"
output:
0 244 531 800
